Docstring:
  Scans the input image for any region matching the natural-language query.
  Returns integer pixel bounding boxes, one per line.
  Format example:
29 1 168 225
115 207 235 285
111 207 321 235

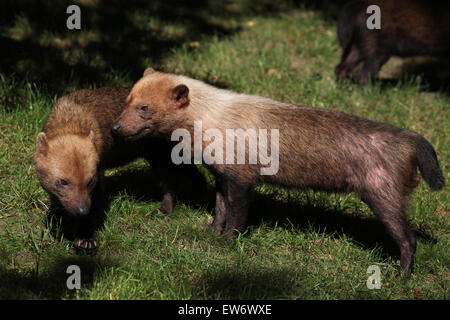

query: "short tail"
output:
415 136 445 190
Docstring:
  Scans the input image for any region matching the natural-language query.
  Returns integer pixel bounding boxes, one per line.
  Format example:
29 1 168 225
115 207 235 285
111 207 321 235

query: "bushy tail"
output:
415 136 445 190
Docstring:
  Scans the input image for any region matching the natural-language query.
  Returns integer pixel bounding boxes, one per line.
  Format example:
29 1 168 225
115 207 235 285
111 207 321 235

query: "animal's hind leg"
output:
363 194 416 275
356 50 390 85
335 45 363 81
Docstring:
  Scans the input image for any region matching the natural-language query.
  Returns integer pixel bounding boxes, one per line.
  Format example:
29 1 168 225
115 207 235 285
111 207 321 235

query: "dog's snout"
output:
111 122 121 135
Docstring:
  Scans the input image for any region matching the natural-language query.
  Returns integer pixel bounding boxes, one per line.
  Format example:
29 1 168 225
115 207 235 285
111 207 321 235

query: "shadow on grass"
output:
380 58 450 95
104 166 437 267
3 0 448 101
247 191 437 261
338 58 450 95
0 0 358 95
0 255 118 299
45 165 214 247
102 165 214 210
0 0 231 89
198 266 308 299
48 164 436 263
0 0 312 96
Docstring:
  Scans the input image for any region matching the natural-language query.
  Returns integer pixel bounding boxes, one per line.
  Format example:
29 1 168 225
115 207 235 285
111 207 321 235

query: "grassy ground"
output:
0 1 448 299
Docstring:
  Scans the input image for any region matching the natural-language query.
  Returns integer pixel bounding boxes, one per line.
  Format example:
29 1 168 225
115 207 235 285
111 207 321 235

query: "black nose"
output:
77 201 90 216
111 122 121 135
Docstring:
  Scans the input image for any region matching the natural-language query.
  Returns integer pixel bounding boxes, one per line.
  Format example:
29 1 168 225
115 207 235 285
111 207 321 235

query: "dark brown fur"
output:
35 87 205 248
335 0 450 84
113 70 445 274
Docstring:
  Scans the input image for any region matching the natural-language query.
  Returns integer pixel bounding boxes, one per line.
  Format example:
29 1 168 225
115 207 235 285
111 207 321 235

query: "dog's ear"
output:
88 130 100 152
36 132 49 156
143 67 156 77
88 130 95 142
171 84 190 108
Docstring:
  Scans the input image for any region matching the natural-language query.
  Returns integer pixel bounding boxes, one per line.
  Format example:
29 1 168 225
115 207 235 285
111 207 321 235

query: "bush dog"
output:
335 0 450 84
112 68 444 274
35 87 204 248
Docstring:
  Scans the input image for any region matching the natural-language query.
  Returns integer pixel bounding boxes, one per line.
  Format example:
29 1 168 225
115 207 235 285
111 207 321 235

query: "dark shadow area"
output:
337 57 450 95
103 166 214 210
44 165 214 247
377 77 450 96
198 267 307 299
383 58 450 95
104 168 165 204
0 0 310 96
300 0 351 22
0 255 118 299
3 0 447 98
95 166 438 266
0 0 357 93
73 163 437 265
45 190 108 248
247 191 437 261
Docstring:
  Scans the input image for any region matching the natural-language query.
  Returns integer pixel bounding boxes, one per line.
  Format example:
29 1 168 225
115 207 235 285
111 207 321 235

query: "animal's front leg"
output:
222 179 251 239
74 217 98 249
74 177 105 249
213 189 227 236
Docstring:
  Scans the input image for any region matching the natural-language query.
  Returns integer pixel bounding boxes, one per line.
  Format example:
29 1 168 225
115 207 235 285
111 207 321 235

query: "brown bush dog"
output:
35 87 205 248
112 68 445 274
335 0 450 85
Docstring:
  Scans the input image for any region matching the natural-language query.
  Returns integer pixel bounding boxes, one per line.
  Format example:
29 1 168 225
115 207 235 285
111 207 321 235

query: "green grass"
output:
0 1 448 299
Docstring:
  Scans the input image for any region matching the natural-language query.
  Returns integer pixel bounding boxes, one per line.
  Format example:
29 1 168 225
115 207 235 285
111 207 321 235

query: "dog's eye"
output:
140 105 150 112
87 177 96 188
59 179 69 186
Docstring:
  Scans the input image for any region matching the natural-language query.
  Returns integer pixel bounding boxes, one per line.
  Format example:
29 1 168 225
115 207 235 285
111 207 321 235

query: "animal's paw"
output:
74 237 98 249
211 221 224 237
158 203 173 215
158 192 175 214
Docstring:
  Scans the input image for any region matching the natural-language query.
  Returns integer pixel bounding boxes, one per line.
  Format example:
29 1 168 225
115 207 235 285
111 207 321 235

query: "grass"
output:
0 1 449 300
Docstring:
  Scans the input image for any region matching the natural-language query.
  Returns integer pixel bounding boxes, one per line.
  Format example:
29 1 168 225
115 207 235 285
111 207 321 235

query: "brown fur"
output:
335 0 450 84
113 69 444 274
35 87 205 248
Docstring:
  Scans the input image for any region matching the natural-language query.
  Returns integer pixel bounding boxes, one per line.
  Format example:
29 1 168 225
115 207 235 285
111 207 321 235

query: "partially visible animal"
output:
335 0 450 84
